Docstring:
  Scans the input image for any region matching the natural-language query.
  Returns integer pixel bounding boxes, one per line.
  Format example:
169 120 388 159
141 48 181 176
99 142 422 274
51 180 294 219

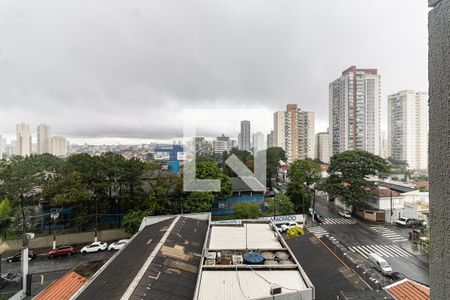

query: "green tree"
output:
267 193 294 216
122 210 150 235
183 192 215 213
287 160 322 214
325 150 390 208
234 202 261 219
0 199 14 240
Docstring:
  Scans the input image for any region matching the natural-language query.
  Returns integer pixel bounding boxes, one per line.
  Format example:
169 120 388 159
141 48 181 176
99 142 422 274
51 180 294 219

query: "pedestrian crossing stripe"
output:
307 226 329 238
348 244 413 259
368 226 408 242
323 217 357 225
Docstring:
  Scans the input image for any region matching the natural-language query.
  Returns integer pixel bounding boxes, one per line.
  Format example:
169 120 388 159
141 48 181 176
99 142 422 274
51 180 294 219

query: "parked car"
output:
6 249 37 263
313 213 324 224
338 210 352 218
265 191 276 197
48 245 77 259
395 217 409 227
81 241 108 254
279 222 302 232
406 218 427 228
108 239 129 251
388 272 406 281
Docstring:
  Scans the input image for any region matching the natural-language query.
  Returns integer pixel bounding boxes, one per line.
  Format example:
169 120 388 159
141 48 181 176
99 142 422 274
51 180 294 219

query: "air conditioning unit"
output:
205 259 216 265
270 284 282 295
206 252 217 260
216 252 222 264
232 255 243 265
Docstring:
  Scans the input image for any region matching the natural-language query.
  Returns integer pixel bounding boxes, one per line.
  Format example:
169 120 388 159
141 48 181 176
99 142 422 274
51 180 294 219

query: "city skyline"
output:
0 1 427 143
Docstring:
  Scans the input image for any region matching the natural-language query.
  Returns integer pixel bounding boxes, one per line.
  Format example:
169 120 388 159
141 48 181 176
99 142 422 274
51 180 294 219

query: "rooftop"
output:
231 176 266 192
194 220 314 300
384 278 430 300
34 271 87 300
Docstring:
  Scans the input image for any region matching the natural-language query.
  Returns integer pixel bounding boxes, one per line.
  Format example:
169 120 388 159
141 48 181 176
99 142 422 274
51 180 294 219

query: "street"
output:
310 194 430 285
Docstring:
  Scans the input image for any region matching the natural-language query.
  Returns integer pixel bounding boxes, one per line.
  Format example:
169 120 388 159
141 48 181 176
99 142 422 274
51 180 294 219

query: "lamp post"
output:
50 209 60 250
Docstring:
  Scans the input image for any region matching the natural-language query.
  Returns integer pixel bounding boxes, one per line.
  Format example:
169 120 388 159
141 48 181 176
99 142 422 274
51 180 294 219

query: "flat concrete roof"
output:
208 223 283 250
197 270 307 300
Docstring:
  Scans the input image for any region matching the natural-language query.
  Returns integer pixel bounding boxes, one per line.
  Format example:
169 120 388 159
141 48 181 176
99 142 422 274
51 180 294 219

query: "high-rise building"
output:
388 90 428 170
329 66 380 156
16 123 32 156
37 124 51 154
252 132 265 155
239 120 251 151
380 131 389 159
50 136 68 157
267 130 274 149
213 134 235 154
316 132 330 164
273 104 315 162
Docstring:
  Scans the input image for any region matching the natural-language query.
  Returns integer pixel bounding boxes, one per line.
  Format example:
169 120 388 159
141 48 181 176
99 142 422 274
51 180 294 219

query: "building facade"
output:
273 104 315 162
388 90 428 170
37 124 51 154
266 130 273 149
50 136 68 157
329 66 381 156
239 120 251 151
213 134 235 154
16 123 32 156
315 132 330 164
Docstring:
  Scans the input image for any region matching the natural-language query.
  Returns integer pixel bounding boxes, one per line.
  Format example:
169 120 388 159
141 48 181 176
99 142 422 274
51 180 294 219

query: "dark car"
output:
314 213 324 224
6 249 38 263
406 218 426 228
1 272 22 283
48 245 76 259
388 272 406 281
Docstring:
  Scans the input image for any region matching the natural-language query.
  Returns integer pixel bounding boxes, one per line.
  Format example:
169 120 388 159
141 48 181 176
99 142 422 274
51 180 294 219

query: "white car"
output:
338 210 352 218
280 222 302 232
81 241 108 254
108 239 129 251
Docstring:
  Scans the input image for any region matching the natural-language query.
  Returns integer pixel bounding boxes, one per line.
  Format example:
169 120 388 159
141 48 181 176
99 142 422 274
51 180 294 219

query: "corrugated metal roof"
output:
197 270 308 300
130 217 208 300
231 177 266 192
75 217 175 300
34 271 86 300
209 223 282 250
384 279 430 300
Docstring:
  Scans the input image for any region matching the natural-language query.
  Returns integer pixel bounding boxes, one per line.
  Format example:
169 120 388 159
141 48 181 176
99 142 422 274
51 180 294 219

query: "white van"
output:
368 253 392 275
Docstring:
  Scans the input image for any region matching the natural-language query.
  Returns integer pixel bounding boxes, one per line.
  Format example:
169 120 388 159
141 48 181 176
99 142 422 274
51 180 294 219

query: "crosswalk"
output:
369 225 408 242
348 244 413 259
307 226 329 238
323 217 357 225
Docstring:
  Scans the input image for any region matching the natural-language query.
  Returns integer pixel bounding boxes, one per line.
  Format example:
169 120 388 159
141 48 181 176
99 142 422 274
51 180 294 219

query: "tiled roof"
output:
34 271 87 300
384 278 430 300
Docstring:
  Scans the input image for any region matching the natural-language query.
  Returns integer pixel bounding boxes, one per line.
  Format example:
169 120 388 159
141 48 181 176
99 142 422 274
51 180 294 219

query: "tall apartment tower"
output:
388 90 428 170
329 66 380 156
16 123 32 156
37 124 51 154
316 132 330 164
273 104 315 162
50 136 68 157
239 120 251 151
267 130 274 149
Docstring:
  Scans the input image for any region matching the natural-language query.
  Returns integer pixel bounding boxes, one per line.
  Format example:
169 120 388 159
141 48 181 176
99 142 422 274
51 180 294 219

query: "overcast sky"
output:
0 0 428 144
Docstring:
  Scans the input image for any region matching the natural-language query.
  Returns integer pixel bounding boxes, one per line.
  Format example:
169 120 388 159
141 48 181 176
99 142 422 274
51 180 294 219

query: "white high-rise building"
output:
16 123 32 156
388 90 428 170
252 132 265 155
50 136 68 157
37 124 51 154
329 66 380 156
239 120 251 151
316 132 330 164
273 104 315 162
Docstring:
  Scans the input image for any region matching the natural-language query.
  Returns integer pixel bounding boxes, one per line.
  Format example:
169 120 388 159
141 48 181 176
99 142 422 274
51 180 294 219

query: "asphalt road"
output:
312 195 430 285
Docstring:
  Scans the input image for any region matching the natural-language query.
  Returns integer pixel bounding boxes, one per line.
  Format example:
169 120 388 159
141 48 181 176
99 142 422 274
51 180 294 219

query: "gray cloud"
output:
0 0 428 142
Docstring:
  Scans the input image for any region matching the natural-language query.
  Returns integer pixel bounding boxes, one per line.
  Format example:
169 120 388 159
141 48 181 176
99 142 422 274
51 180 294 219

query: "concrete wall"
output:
429 0 450 298
0 229 130 253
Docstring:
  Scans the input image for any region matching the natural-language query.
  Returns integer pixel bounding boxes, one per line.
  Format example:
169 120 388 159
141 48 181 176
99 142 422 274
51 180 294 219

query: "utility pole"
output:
390 189 393 224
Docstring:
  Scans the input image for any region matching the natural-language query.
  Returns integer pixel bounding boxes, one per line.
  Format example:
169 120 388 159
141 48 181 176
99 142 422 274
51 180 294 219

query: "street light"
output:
50 209 60 250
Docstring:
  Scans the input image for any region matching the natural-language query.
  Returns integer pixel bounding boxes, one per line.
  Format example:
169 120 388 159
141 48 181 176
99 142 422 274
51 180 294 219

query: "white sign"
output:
258 214 304 224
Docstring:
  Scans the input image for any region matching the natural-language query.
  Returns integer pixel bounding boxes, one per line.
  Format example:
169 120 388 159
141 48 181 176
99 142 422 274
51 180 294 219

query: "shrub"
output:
286 226 304 239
